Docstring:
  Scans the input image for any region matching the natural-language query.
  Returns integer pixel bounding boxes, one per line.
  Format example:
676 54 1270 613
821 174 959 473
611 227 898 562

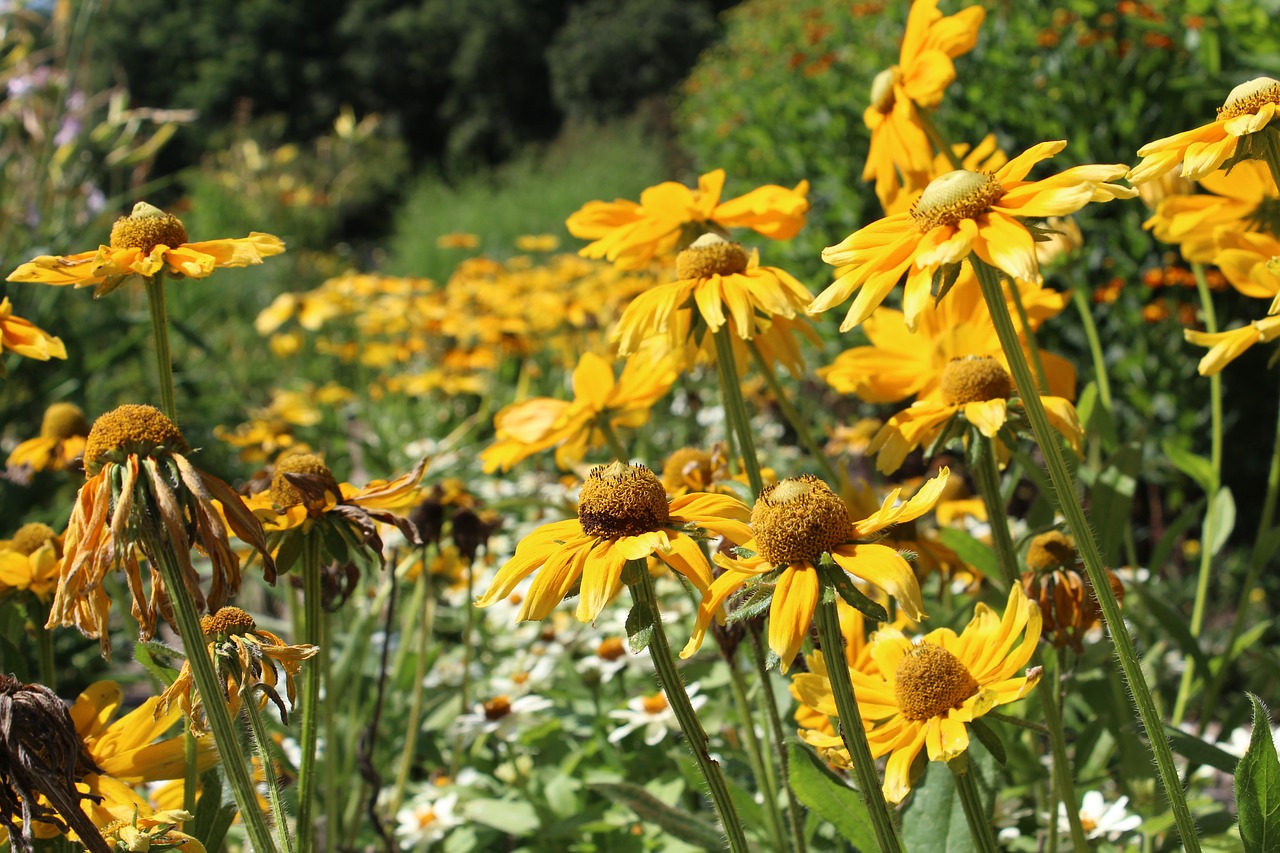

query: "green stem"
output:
748 625 808 853
814 591 904 853
392 560 435 815
726 657 789 853
183 723 197 816
1173 264 1224 726
32 604 55 689
148 531 279 853
1037 649 1090 853
597 418 630 463
625 560 750 853
322 611 339 853
452 557 478 778
1069 284 1113 411
296 533 324 853
713 326 765 496
747 340 841 488
948 756 997 853
1006 280 1049 395
242 686 296 853
913 104 961 169
970 434 1018 590
142 272 177 420
973 257 1202 853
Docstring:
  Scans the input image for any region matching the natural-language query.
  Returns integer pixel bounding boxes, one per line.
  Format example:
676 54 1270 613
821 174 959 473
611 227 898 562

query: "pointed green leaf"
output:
1163 440 1214 494
1206 487 1236 557
902 743 995 853
819 562 887 624
624 601 655 654
937 527 997 580
590 782 727 851
1236 694 1280 852
789 743 875 851
969 719 1007 767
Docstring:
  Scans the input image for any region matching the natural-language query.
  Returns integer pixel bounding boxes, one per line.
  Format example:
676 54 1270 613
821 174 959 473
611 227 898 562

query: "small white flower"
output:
608 683 705 746
456 693 555 741
396 791 460 848
1059 790 1142 841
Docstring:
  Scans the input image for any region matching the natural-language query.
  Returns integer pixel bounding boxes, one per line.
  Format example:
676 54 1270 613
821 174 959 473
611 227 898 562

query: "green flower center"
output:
911 170 1004 232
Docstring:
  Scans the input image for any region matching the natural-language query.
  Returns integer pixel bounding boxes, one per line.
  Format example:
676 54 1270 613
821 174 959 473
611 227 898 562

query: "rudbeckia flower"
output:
612 234 815 356
0 297 65 361
566 169 810 270
813 141 1136 332
1214 230 1280 314
98 809 204 853
5 402 88 476
47 405 275 655
476 461 751 624
792 585 1042 803
682 470 949 670
7 202 284 297
1021 530 1124 652
1144 160 1278 264
1185 314 1280 376
862 0 986 209
659 444 773 498
0 523 62 600
1129 77 1280 184
869 355 1082 474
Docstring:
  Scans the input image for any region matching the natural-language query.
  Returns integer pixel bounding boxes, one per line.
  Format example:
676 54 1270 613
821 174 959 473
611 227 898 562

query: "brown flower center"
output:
83 404 189 476
596 636 627 661
109 202 189 253
577 462 671 539
911 170 1004 233
269 452 341 509
661 446 715 493
1218 76 1280 120
894 643 979 721
201 606 257 637
752 475 854 567
39 402 88 441
483 695 513 720
9 523 57 557
1026 530 1076 571
940 356 1013 405
870 66 899 114
675 233 749 280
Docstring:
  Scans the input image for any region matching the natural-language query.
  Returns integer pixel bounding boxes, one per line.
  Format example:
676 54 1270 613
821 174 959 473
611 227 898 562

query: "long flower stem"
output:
32 606 55 689
242 688 296 853
970 434 1018 590
1069 284 1113 411
296 533 325 853
1006 280 1049 394
747 341 841 488
949 756 997 853
142 272 177 421
392 560 435 814
973 258 1202 853
1037 649 1089 853
598 418 630 463
148 534 279 853
814 590 904 853
914 105 962 169
1172 264 1224 726
726 658 788 853
625 560 750 853
452 557 478 778
713 326 765 496
748 625 808 853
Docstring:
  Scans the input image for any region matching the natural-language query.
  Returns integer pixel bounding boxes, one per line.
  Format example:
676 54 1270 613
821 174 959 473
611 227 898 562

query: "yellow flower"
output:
819 271 1074 404
515 234 560 252
5 402 89 475
1144 160 1278 263
481 346 676 473
612 234 814 356
0 297 66 360
7 202 284 297
566 169 810 270
1129 77 1280 184
792 585 1042 803
477 462 751 623
869 355 1082 474
862 0 986 209
47 405 275 655
814 142 1136 332
682 470 949 670
881 134 1009 217
659 444 774 498
98 808 205 853
1214 230 1280 314
436 232 480 249
0 523 62 600
1185 314 1280 375
158 607 318 733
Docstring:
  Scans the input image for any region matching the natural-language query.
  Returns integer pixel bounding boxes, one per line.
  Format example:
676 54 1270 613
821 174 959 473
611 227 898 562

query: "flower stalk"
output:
948 754 997 853
747 340 841 488
142 272 177 421
748 624 808 853
725 656 789 853
1037 649 1089 853
241 684 296 853
296 532 325 853
713 325 765 496
970 434 1018 589
391 555 436 814
973 257 1202 853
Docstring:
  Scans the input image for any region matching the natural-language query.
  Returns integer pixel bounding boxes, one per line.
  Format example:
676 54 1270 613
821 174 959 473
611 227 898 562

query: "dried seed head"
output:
269 452 341 509
675 233 750 280
109 202 188 253
752 475 854 566
893 643 979 721
911 170 1004 232
577 462 671 539
1026 530 1076 571
83 404 188 476
39 403 89 441
200 606 257 638
940 356 1013 405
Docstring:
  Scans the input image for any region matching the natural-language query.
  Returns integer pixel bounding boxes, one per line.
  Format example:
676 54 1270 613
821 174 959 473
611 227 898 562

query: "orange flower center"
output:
596 637 627 661
1026 530 1076 571
1217 76 1280 120
893 643 978 721
675 233 749 280
201 606 258 637
483 695 513 720
751 475 854 567
9 523 57 557
269 452 341 509
39 402 88 441
940 356 1013 405
911 170 1004 233
641 693 669 714
109 202 189 253
83 404 189 476
577 461 671 539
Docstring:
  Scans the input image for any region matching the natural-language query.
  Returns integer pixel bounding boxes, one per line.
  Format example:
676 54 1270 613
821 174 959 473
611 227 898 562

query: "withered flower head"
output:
450 508 501 564
1021 530 1125 651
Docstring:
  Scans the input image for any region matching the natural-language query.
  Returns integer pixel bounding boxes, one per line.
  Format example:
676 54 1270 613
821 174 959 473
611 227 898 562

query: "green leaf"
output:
1236 694 1280 852
1130 582 1212 677
624 602 656 654
818 562 887 624
1088 443 1141 565
1230 621 1274 664
937 527 997 580
1166 725 1240 775
1163 439 1215 493
725 581 775 623
1206 487 1237 557
590 782 726 851
788 743 875 851
463 798 541 836
902 744 995 853
133 640 181 687
273 530 305 576
969 719 1007 767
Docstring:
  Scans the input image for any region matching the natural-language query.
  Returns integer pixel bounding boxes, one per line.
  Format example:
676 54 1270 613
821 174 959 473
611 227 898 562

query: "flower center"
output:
911 170 1004 233
83 404 189 476
596 637 627 661
642 693 669 714
661 446 714 493
752 475 855 567
9 523 57 557
1218 76 1280 120
201 606 257 637
940 356 1013 405
1026 530 1076 571
577 462 671 539
109 202 189 253
269 452 342 509
675 233 749 280
39 402 88 441
483 695 513 720
870 66 899 114
893 643 979 721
